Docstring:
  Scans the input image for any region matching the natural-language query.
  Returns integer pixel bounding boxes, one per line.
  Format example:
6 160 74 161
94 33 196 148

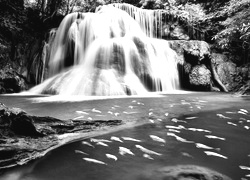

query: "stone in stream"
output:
139 165 232 180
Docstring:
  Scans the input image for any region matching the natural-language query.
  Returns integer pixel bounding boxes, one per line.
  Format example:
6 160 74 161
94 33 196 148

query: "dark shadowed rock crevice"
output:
0 103 122 169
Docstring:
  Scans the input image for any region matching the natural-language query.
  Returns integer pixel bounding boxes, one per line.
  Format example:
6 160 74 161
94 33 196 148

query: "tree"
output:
210 0 250 64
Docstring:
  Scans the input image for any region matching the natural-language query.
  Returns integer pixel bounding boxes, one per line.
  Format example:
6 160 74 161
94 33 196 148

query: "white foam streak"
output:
83 158 107 165
119 147 134 156
204 151 228 159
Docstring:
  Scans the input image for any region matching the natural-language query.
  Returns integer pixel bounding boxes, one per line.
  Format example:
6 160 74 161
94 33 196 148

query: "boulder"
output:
0 65 27 94
189 64 211 90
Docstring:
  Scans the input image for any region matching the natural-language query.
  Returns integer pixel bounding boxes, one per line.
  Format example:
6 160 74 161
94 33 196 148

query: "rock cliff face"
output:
211 53 236 91
211 53 250 95
168 40 227 92
0 103 122 169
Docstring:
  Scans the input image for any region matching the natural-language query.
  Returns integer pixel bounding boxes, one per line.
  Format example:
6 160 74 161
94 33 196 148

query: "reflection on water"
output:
0 92 250 180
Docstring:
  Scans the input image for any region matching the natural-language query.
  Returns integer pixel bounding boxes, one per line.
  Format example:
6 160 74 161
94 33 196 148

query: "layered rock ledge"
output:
0 103 122 169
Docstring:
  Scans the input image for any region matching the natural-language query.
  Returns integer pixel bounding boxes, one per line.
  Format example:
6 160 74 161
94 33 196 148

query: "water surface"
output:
0 92 250 180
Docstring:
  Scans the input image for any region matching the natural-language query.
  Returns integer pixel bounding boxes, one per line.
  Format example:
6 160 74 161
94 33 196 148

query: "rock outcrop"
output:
169 40 227 91
211 53 250 95
211 53 237 92
0 66 27 94
0 103 122 169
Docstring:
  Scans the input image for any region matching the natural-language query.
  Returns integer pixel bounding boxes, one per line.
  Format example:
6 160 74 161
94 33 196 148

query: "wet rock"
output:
241 67 249 80
0 103 122 169
189 64 211 90
216 61 236 91
132 37 158 91
162 23 190 40
169 40 226 91
169 40 210 65
211 53 227 65
235 80 250 95
170 25 190 40
140 0 163 9
183 62 192 73
0 65 27 94
211 53 247 92
140 165 232 180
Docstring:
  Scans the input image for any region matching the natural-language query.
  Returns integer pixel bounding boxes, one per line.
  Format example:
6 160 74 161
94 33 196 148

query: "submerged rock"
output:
140 165 232 180
0 103 122 169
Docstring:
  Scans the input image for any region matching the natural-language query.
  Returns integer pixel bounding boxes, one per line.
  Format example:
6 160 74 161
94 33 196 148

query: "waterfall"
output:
29 3 179 96
109 3 162 38
41 28 57 82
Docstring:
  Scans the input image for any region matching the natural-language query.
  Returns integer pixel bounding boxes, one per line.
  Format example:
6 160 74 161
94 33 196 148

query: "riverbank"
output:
0 103 126 170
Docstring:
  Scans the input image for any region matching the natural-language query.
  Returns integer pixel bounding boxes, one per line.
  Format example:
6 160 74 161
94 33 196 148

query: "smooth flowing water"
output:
31 4 179 95
0 92 250 180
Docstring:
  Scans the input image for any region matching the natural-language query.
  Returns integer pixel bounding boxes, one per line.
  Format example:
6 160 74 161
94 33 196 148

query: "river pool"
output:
0 92 250 180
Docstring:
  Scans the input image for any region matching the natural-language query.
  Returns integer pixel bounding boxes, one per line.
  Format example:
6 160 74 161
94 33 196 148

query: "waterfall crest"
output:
109 3 162 38
29 4 179 96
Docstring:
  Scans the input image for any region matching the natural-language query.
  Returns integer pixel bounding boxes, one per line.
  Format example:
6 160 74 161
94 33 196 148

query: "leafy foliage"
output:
212 0 250 46
208 0 250 64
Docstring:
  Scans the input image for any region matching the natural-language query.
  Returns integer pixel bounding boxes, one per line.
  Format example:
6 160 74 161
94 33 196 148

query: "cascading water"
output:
110 3 162 38
29 3 179 96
